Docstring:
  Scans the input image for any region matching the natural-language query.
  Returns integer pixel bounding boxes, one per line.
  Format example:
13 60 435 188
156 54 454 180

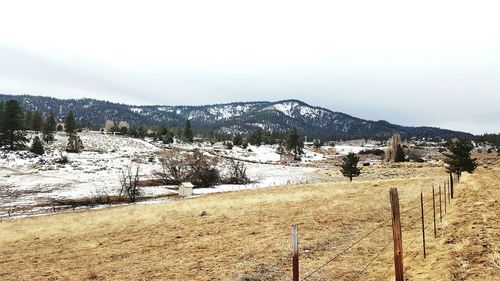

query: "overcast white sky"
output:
0 0 499 134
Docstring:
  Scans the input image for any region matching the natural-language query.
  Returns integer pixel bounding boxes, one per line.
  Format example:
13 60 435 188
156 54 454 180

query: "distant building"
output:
178 182 194 197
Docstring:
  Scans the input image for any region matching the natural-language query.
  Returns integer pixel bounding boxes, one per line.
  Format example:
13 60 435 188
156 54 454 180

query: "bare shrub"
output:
155 149 220 187
55 151 69 164
223 160 251 184
119 164 141 203
104 119 115 132
156 149 254 187
190 149 220 187
407 148 425 161
154 149 191 185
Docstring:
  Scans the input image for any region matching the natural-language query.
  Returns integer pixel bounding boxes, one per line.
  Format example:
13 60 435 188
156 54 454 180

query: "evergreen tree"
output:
276 142 285 154
443 139 478 181
120 126 128 135
233 133 243 146
66 134 84 153
138 126 146 138
394 144 406 162
313 139 322 149
65 111 77 135
0 100 27 150
248 128 263 146
31 111 43 132
286 127 304 160
24 111 33 130
30 136 44 155
42 112 57 143
241 139 249 149
340 152 362 182
184 119 193 142
128 126 139 138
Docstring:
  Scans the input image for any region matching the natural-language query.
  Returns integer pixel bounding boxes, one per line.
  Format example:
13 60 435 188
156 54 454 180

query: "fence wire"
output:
297 177 454 281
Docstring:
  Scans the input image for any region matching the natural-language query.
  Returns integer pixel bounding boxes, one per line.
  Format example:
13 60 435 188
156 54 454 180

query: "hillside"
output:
0 162 497 280
0 94 472 140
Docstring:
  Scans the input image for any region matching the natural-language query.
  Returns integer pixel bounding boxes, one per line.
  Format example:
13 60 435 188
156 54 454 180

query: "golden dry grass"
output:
0 161 498 280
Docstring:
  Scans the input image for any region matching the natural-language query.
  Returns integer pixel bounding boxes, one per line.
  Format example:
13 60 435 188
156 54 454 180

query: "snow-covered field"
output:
205 144 326 163
0 132 324 218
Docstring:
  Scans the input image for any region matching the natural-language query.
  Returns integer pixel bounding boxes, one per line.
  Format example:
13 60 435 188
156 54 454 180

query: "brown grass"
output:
0 161 498 280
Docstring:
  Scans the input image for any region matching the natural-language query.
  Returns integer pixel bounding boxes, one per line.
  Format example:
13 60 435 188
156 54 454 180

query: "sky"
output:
0 1 499 134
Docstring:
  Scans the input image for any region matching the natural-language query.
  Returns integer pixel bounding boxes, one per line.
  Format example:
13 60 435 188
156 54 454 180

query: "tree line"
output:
339 137 478 182
0 99 83 154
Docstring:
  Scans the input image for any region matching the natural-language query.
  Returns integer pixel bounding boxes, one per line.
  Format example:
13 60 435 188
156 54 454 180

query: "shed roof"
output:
180 182 194 188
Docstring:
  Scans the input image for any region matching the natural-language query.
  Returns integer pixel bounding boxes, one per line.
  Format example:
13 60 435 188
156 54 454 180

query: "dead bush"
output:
223 160 251 184
155 149 191 185
155 150 253 188
119 163 141 203
189 149 220 187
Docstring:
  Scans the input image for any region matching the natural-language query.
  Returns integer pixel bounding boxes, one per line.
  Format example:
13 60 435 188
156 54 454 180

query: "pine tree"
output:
31 111 43 132
24 111 33 131
443 139 477 181
276 142 285 154
313 139 322 149
248 128 263 146
65 111 77 135
340 152 362 182
394 144 406 162
30 136 44 155
184 119 193 142
66 134 84 153
42 112 57 143
286 127 304 160
0 100 27 150
233 134 243 146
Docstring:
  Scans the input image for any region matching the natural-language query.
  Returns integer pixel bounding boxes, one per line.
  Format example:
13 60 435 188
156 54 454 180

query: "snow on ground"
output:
195 163 319 195
0 132 162 213
334 144 387 155
0 132 321 218
202 144 326 163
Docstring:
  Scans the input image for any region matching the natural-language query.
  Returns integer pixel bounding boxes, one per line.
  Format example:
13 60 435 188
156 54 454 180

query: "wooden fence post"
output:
439 185 442 223
448 180 451 204
444 181 447 214
450 173 454 199
432 186 436 238
291 224 299 281
420 192 426 259
390 188 404 281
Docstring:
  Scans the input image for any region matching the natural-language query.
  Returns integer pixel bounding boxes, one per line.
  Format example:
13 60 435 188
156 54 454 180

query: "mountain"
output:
0 94 473 140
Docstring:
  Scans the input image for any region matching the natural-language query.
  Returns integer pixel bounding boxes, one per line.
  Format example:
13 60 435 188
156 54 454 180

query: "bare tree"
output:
224 160 251 184
154 149 191 185
119 164 141 203
189 149 220 187
385 133 401 162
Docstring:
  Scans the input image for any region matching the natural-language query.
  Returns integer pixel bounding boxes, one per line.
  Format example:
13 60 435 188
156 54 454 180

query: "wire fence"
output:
291 174 457 281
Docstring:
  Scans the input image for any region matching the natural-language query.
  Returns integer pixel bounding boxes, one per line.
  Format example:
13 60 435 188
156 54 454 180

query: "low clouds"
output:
0 1 499 134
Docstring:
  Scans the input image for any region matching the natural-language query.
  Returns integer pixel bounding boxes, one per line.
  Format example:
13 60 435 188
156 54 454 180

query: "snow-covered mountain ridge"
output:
0 94 472 139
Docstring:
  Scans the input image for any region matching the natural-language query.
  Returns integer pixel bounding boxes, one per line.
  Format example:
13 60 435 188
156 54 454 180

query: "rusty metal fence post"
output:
291 224 299 281
420 192 426 259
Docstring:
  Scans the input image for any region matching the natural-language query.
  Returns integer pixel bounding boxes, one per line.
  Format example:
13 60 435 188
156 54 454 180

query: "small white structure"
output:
178 182 194 197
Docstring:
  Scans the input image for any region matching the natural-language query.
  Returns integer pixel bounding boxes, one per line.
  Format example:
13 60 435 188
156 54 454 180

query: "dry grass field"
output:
0 159 498 280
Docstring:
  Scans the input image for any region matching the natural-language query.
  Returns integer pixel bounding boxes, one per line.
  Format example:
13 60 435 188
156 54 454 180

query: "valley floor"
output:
0 163 498 280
